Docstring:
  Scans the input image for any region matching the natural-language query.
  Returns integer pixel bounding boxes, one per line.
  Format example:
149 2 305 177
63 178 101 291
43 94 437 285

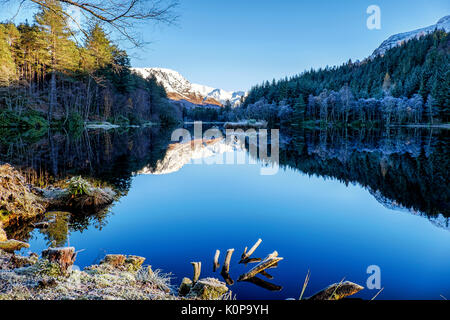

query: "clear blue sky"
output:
1 0 449 91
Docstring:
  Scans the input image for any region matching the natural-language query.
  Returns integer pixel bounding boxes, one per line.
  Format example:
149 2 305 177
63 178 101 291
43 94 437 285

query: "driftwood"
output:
244 276 283 292
259 270 274 280
220 270 234 286
42 247 77 274
220 249 235 286
191 262 201 283
241 257 262 266
213 250 220 272
308 281 364 300
221 249 234 274
240 238 262 263
238 251 283 281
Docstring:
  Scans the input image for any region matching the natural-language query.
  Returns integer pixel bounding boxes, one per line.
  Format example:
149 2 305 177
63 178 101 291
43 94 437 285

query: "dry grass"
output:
0 164 46 224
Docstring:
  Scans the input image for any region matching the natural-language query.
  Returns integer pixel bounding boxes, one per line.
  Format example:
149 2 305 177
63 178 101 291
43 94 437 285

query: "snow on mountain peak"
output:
372 15 450 57
132 67 247 107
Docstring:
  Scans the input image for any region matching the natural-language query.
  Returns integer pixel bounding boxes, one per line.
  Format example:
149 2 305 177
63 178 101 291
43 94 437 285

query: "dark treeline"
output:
0 0 177 129
223 30 449 126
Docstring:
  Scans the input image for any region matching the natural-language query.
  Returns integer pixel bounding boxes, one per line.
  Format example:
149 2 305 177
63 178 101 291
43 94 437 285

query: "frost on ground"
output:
0 250 177 300
0 249 230 300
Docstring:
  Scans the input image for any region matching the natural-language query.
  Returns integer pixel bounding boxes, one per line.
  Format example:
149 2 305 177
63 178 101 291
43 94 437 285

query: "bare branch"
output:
0 0 179 47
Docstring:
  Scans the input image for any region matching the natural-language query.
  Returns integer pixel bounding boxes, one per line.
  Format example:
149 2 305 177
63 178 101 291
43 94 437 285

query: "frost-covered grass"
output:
0 250 177 300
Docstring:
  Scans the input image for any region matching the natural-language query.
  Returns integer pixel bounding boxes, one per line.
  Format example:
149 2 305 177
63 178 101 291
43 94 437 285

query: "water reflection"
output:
1 125 448 242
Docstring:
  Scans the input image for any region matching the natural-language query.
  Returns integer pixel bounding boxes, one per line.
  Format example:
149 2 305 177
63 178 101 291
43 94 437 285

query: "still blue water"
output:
24 149 450 300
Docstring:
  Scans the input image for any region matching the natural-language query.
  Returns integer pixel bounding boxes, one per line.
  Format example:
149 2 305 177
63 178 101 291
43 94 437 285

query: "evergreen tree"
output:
35 0 79 119
291 94 306 124
83 23 113 73
0 26 16 86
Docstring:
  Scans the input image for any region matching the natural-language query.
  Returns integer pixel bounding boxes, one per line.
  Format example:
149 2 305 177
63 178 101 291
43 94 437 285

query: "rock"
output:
42 247 77 275
125 255 146 272
0 240 30 253
99 254 145 272
179 277 193 297
39 177 116 212
187 278 228 300
101 254 126 267
308 281 364 300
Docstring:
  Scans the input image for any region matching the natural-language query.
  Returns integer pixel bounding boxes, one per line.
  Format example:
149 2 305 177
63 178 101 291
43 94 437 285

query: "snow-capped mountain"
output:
132 67 246 108
372 15 450 57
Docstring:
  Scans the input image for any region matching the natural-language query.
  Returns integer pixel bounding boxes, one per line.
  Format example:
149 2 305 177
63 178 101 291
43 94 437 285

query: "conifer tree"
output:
0 26 16 86
35 0 79 120
83 23 113 72
292 94 306 124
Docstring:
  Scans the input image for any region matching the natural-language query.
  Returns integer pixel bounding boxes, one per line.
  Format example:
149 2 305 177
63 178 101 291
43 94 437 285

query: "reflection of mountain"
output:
138 138 242 175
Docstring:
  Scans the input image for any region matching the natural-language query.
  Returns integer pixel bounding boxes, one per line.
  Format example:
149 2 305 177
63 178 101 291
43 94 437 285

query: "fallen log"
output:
308 281 364 300
42 247 77 275
191 262 201 283
238 251 283 281
240 238 262 263
213 250 220 272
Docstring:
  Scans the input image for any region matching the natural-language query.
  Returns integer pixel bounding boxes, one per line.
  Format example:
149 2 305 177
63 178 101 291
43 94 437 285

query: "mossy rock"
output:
100 254 126 267
125 255 146 272
187 278 228 300
178 277 192 297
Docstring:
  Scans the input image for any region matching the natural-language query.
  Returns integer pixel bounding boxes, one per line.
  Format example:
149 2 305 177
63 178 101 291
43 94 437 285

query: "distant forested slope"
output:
237 30 449 125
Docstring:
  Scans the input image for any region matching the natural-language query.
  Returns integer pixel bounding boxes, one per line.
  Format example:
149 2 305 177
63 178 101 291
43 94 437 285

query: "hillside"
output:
241 28 449 125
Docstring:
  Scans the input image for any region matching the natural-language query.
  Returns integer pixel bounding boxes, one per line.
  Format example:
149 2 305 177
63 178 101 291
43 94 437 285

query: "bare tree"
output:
1 0 178 46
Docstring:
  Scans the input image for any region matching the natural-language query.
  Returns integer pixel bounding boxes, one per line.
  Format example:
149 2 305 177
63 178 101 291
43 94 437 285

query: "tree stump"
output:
42 247 77 274
213 249 220 272
191 261 201 283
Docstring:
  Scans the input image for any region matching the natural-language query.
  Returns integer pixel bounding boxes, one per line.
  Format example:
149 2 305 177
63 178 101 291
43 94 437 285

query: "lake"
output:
2 125 449 300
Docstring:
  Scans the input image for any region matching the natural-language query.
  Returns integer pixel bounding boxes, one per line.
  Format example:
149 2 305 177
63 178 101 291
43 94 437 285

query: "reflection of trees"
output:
0 126 175 191
2 125 448 243
277 127 449 217
1 126 176 243
40 212 70 248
